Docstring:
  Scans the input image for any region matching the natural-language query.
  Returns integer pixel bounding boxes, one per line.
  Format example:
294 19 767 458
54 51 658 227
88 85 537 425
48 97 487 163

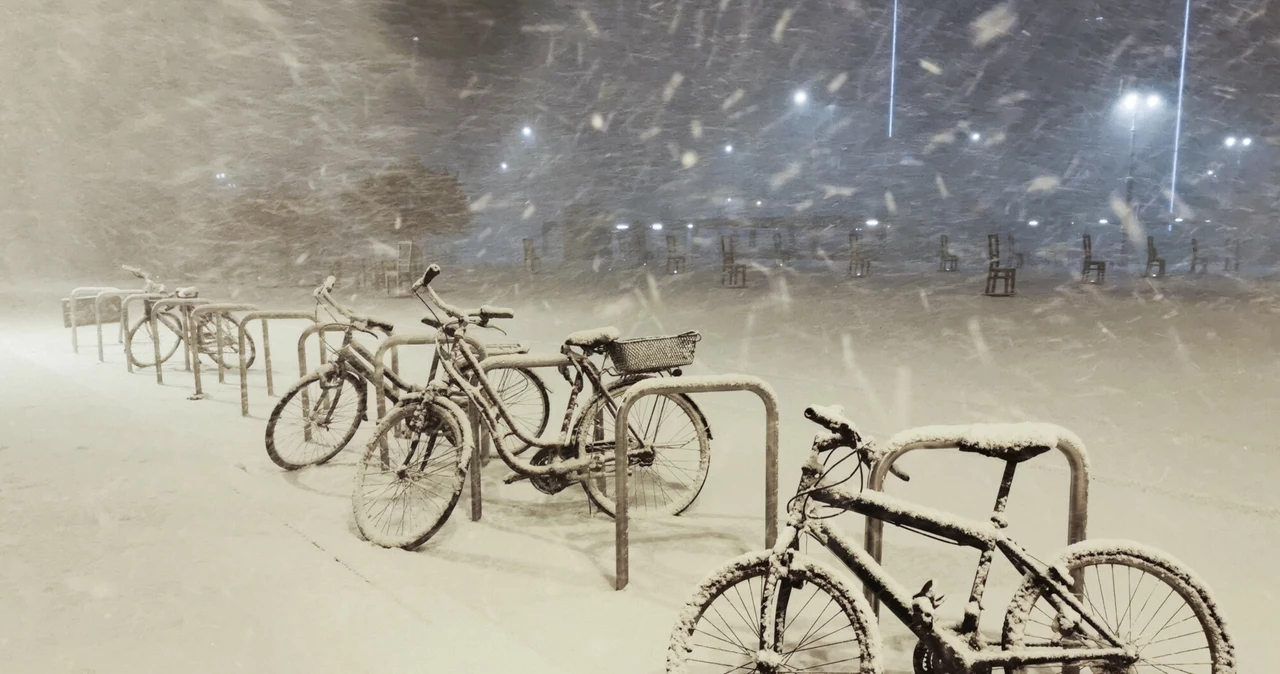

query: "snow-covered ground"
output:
3 264 1277 672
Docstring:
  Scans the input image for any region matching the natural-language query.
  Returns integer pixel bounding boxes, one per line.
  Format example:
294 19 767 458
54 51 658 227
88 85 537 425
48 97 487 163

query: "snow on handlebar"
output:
805 405 909 481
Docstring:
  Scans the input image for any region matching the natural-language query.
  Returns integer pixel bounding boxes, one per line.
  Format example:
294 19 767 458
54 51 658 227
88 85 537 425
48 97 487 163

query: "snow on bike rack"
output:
613 374 780 591
91 289 145 362
236 311 318 416
190 304 260 398
66 287 120 353
150 297 210 384
121 293 166 373
862 422 1091 615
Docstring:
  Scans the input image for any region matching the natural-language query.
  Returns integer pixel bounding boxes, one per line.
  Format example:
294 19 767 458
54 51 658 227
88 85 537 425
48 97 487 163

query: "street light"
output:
970 132 981 142
686 223 694 229
1242 137 1253 146
1028 220 1039 227
615 223 629 231
499 162 508 171
1224 136 1237 148
724 144 734 154
651 223 663 231
1118 90 1162 218
521 126 533 138
1099 219 1109 225
866 219 879 227
793 90 808 105
755 200 762 206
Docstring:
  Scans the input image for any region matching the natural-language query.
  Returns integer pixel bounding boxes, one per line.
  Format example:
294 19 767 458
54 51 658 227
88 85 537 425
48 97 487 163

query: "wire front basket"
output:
605 331 701 374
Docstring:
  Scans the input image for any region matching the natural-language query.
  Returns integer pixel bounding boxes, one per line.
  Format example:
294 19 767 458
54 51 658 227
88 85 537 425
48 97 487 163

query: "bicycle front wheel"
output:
265 369 367 470
667 551 880 674
126 313 183 369
352 399 470 550
485 366 551 457
575 390 710 517
1002 540 1235 673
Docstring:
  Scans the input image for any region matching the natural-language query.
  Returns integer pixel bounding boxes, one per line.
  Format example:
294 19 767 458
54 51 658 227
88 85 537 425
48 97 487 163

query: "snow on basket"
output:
606 331 701 374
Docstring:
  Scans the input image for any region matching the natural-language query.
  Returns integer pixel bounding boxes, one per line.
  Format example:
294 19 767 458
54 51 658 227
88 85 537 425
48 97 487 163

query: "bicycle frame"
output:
767 461 1136 672
432 324 650 479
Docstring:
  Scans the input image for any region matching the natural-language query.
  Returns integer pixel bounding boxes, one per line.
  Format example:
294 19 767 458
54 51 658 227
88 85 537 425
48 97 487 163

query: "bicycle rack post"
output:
92 289 142 362
120 293 164 373
236 311 317 416
612 375 779 591
189 304 258 399
67 287 118 353
862 425 1091 615
474 352 574 523
151 298 209 385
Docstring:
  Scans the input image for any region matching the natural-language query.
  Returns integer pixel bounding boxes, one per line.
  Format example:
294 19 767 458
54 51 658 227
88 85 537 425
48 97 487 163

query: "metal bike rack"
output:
296 323 354 377
862 424 1091 615
236 311 317 416
121 293 165 373
91 289 142 362
613 375 780 591
189 304 259 398
67 287 118 353
471 353 575 523
151 298 210 384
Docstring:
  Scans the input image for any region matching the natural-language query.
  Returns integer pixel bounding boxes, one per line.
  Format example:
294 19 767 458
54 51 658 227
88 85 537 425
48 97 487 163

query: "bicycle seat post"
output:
957 459 1021 638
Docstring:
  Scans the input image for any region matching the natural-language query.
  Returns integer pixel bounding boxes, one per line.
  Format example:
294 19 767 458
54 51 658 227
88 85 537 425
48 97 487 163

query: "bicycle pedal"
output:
502 473 531 485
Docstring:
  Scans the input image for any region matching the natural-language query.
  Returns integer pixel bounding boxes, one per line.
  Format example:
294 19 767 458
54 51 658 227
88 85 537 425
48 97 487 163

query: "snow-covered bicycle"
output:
120 265 256 371
352 265 712 550
264 275 549 470
667 407 1234 673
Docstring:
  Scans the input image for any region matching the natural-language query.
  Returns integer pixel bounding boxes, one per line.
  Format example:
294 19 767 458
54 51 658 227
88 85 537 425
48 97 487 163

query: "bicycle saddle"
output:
564 326 620 349
175 287 199 299
958 442 1051 463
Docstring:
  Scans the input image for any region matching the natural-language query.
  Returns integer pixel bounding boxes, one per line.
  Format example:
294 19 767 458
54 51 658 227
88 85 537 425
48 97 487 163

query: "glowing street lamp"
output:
521 126 533 138
686 223 694 229
499 162 508 171
970 132 981 142
724 144 734 154
865 219 880 227
1028 220 1039 227
1224 136 1237 148
1118 90 1163 210
651 222 663 231
792 90 808 105
615 223 629 231
1099 219 1109 225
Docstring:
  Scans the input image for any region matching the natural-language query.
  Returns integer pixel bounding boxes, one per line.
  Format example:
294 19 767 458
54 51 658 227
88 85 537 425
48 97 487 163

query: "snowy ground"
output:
3 263 1277 672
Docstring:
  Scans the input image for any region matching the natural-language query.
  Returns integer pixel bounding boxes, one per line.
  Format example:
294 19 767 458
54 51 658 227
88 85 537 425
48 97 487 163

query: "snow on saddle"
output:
563 326 620 349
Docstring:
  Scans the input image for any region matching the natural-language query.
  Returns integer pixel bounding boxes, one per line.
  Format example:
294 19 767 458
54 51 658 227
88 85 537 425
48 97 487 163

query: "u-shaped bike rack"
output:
66 287 120 353
235 311 318 416
862 424 1091 615
121 293 166 373
612 374 780 591
189 304 260 398
150 298 210 383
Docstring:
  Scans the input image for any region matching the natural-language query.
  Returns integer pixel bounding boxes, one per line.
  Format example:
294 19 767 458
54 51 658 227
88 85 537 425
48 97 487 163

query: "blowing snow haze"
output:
1 0 1278 274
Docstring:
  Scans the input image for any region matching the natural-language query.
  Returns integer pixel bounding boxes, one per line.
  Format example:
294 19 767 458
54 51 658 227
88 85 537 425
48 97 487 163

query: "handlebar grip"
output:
889 464 910 482
412 264 442 291
804 405 852 433
323 275 337 292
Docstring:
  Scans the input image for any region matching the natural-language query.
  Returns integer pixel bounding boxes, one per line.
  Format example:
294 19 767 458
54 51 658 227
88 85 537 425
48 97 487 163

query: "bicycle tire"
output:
575 388 710 518
126 313 184 369
265 369 367 470
667 551 880 674
487 366 551 458
352 398 470 550
1002 539 1235 673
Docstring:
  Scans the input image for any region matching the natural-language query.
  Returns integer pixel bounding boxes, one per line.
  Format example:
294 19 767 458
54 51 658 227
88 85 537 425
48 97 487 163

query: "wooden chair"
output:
1223 238 1241 273
523 238 540 274
665 235 686 274
847 231 870 279
984 234 1016 296
773 231 793 267
1081 234 1106 284
1190 239 1209 275
720 236 747 288
1006 233 1025 269
938 235 959 271
1143 236 1166 278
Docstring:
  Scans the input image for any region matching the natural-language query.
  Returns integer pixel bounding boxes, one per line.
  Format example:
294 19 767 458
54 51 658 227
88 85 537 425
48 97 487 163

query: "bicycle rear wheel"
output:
667 551 879 674
265 369 367 470
1002 540 1235 673
488 366 550 456
197 313 256 370
575 390 710 517
352 399 470 549
126 313 183 369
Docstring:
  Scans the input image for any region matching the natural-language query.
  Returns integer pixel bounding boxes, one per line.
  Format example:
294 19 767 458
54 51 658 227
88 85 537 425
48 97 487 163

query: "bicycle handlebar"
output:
415 265 517 325
313 277 394 335
804 405 909 482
